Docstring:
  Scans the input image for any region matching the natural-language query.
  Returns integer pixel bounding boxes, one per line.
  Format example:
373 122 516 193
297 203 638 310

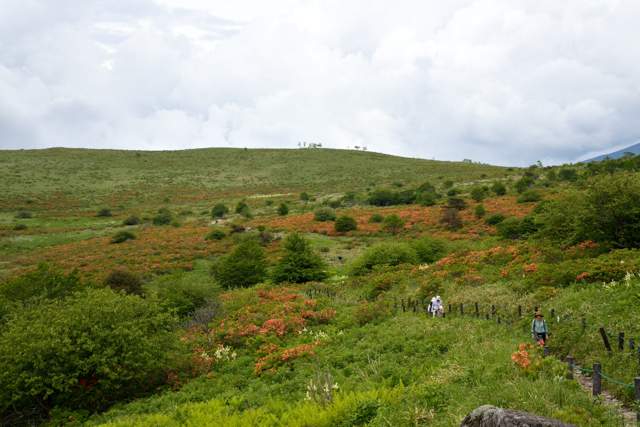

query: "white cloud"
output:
1 0 639 165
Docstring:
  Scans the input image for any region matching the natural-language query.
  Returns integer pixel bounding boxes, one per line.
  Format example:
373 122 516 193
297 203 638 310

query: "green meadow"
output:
1 147 639 426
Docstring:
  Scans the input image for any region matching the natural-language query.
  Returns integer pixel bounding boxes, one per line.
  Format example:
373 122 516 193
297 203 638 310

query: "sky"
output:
1 0 639 166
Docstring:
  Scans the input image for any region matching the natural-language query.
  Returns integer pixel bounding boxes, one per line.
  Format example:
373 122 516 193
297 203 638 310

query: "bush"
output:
205 228 227 241
381 214 406 236
440 208 463 230
314 207 337 222
215 241 267 289
122 215 139 226
103 268 144 295
178 209 193 216
446 188 461 196
149 270 220 318
491 181 507 196
514 177 535 193
96 208 113 217
498 217 522 239
485 213 506 225
444 196 468 210
152 208 174 225
416 191 437 206
14 210 31 219
368 213 384 223
409 236 447 264
0 262 86 308
469 187 485 202
0 288 178 415
211 203 229 219
517 190 542 203
348 242 419 276
235 202 248 214
474 204 486 219
277 202 289 216
12 223 27 231
334 215 358 232
109 230 136 244
300 192 310 201
271 232 328 284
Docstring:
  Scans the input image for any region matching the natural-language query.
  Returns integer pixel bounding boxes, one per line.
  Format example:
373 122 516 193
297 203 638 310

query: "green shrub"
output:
211 203 229 219
517 190 542 203
109 230 136 244
235 201 249 214
349 242 419 276
271 232 328 284
314 207 337 222
514 177 535 193
122 215 139 226
205 228 227 241
409 236 447 263
12 223 27 231
300 192 310 201
152 208 174 225
498 217 522 239
214 241 267 289
149 271 220 318
440 208 463 230
0 262 86 308
0 288 178 415
96 208 113 217
416 191 437 206
491 181 507 196
485 213 506 225
381 214 406 236
14 210 31 219
103 268 144 295
446 188 461 196
474 204 486 219
334 215 358 232
170 219 181 228
277 202 289 216
469 186 485 202
444 196 468 210
368 213 384 223
178 209 193 216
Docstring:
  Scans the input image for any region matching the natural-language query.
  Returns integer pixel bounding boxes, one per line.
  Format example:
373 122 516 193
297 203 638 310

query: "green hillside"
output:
1 148 640 426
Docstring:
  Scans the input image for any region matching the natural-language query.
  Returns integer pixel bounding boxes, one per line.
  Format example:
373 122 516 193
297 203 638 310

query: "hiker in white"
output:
431 296 443 317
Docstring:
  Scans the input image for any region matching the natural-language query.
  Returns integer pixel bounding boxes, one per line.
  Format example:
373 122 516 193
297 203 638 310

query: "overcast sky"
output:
1 0 639 166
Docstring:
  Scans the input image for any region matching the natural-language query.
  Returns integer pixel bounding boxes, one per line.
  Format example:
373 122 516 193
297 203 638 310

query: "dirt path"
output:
571 369 637 425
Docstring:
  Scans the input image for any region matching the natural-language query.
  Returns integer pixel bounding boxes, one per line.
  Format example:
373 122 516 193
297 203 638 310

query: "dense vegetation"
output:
1 148 640 426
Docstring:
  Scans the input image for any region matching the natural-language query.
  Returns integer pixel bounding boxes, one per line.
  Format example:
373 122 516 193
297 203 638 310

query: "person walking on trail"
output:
431 296 443 318
531 311 548 344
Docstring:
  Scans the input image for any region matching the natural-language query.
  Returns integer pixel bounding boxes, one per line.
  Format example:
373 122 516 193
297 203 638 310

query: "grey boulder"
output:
460 405 576 427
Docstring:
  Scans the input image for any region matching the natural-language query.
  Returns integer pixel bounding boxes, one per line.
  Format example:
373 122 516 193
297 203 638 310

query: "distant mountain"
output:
581 142 640 163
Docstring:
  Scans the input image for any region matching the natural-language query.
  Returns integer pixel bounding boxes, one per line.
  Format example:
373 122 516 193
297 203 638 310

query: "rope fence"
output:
303 286 640 420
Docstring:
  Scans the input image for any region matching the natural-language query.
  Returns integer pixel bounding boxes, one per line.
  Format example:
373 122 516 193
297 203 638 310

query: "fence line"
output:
303 285 640 418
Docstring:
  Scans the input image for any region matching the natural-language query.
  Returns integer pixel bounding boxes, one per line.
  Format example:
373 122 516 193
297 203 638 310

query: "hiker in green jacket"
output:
531 311 548 345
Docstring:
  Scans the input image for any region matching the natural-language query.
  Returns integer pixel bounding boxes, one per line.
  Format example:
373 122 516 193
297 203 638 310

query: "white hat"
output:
436 296 441 300
431 297 436 301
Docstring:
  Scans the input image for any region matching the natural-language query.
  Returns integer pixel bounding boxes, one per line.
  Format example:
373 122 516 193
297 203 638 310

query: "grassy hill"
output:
1 148 639 426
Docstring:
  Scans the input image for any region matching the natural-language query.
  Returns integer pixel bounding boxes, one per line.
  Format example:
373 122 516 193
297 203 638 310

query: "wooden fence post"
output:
635 377 640 422
544 346 550 358
485 314 489 321
629 338 635 350
448 304 452 313
460 303 463 316
491 305 495 316
518 306 522 317
475 302 479 317
582 317 586 328
503 305 507 315
619 333 624 351
566 356 574 380
497 317 501 325
593 363 602 400
599 328 612 354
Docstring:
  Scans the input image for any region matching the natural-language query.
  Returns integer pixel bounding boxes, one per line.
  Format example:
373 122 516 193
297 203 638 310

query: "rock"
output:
460 405 577 427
